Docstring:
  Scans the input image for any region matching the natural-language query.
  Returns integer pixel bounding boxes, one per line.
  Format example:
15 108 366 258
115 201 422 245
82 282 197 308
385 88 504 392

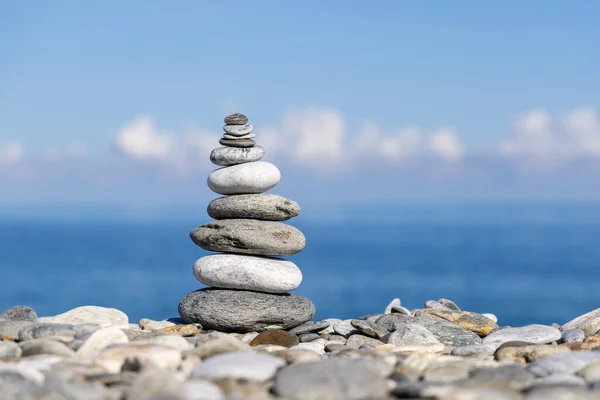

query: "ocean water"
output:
2 203 600 327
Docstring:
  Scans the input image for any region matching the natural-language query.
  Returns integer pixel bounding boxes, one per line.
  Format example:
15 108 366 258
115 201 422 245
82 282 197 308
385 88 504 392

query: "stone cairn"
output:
178 113 315 332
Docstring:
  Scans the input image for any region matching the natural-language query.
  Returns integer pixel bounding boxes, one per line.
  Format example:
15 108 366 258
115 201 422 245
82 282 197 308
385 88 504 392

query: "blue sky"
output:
1 1 600 208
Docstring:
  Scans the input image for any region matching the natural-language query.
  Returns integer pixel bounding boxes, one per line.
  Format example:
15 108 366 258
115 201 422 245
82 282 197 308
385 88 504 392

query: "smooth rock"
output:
219 138 255 148
188 332 251 360
483 325 562 348
526 373 587 389
193 254 302 293
210 146 264 166
250 330 300 348
468 364 537 391
191 351 285 382
224 113 248 125
525 386 591 400
384 298 401 314
452 344 496 356
19 339 76 357
415 309 499 336
483 313 499 323
0 363 45 386
223 123 253 136
351 319 388 339
437 298 461 311
273 358 390 400
94 343 182 374
190 219 305 256
223 132 255 140
562 308 600 336
320 319 342 334
127 368 185 400
207 161 280 195
425 300 454 312
38 306 127 327
423 361 475 382
0 341 22 360
208 193 300 221
527 351 600 377
1 305 37 321
496 344 571 363
289 342 326 355
0 320 33 338
560 329 586 343
299 333 320 342
346 334 384 349
179 289 315 332
577 361 600 382
183 380 225 400
139 318 175 331
142 334 192 351
290 321 330 335
333 320 360 338
391 305 412 315
383 323 441 346
76 327 129 356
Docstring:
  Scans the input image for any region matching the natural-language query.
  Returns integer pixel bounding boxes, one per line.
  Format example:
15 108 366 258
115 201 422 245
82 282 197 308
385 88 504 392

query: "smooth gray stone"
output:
179 289 315 333
127 368 187 400
483 324 561 348
193 254 302 293
525 374 587 390
375 314 482 347
192 351 285 382
0 341 22 360
208 194 300 221
273 358 390 400
527 351 600 377
525 386 591 400
346 334 383 349
222 132 255 140
333 320 359 338
219 138 255 148
1 305 37 321
299 333 320 342
383 323 440 346
468 364 537 391
19 338 76 357
0 320 33 338
437 298 461 311
18 323 78 341
290 321 330 335
451 344 496 356
223 123 253 136
210 146 264 166
190 219 305 256
562 308 600 336
42 376 110 400
424 300 454 312
224 113 248 125
207 161 280 195
384 298 401 314
560 329 585 343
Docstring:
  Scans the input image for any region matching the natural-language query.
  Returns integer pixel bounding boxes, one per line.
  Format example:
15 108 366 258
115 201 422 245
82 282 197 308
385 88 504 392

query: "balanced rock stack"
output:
178 113 315 332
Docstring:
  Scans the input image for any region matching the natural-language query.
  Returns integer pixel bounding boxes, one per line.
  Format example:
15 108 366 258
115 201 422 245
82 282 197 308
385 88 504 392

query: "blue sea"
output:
2 203 600 327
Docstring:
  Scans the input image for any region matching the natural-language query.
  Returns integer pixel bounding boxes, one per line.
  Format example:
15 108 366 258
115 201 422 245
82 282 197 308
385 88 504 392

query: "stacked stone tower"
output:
178 113 315 332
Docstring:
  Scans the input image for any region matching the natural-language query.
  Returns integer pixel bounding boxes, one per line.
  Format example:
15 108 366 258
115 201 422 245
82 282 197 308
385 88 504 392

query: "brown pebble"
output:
155 324 199 337
250 329 299 348
224 113 249 125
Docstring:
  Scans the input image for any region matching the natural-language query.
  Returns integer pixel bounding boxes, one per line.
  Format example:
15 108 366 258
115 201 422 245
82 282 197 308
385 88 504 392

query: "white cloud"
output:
115 115 215 170
354 122 421 160
499 107 600 162
429 128 464 162
0 142 23 165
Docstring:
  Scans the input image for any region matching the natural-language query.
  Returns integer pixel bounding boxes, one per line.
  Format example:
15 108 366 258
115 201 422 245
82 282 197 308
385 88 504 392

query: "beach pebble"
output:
187 332 251 360
19 339 75 358
383 323 440 346
223 123 253 136
0 306 37 321
351 319 388 338
76 327 129 356
437 298 461 311
210 146 264 166
37 306 128 328
483 313 498 323
222 132 255 140
179 289 315 332
560 329 586 343
289 342 326 355
191 351 285 382
94 343 182 374
299 333 320 342
183 380 225 400
346 334 384 349
415 309 499 336
250 329 299 348
483 324 562 348
193 254 302 293
527 351 600 377
207 161 280 195
0 341 22 361
208 193 300 221
224 113 248 125
562 308 600 336
451 343 496 356
190 219 305 256
333 320 359 338
0 320 33 338
290 320 330 335
219 138 255 148
273 358 390 400
384 298 401 314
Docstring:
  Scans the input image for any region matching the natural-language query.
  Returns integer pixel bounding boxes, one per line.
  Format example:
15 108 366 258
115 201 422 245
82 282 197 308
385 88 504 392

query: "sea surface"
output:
2 203 600 327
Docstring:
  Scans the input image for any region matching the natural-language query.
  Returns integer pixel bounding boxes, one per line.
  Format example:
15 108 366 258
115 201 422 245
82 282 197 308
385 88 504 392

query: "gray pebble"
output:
208 194 300 221
219 138 255 148
559 329 585 343
383 323 440 346
0 341 22 361
0 306 37 321
0 320 33 338
299 333 320 342
333 320 359 338
19 339 76 358
290 321 330 335
210 145 264 166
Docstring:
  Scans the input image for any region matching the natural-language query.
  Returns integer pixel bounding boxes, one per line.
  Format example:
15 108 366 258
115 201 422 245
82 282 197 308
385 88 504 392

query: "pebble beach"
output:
3 114 600 399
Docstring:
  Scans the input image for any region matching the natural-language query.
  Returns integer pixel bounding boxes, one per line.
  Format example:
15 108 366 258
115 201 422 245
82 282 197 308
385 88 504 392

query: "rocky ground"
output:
2 300 600 400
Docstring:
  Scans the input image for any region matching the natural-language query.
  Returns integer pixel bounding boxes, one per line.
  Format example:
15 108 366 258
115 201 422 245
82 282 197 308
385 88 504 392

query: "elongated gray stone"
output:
561 308 600 336
210 146 264 166
193 254 302 293
178 289 315 332
207 162 280 195
0 306 37 321
207 194 300 221
190 219 305 256
222 132 255 140
482 325 561 349
224 113 248 125
223 123 253 136
219 138 255 148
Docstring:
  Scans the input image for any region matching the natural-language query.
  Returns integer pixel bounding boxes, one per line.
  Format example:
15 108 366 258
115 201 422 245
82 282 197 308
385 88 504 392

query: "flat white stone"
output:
222 133 256 140
76 327 129 356
191 351 285 382
38 306 128 328
193 254 302 293
207 161 280 195
223 123 253 136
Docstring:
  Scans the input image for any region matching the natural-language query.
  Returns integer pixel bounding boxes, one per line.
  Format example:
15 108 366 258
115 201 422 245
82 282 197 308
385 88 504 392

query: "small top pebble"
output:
224 113 248 125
